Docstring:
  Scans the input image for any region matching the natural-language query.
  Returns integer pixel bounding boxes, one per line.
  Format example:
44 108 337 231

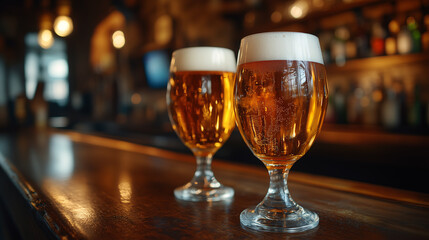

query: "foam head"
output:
238 32 324 65
170 47 236 73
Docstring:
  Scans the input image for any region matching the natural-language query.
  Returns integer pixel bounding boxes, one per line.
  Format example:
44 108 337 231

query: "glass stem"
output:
192 155 221 188
258 164 297 217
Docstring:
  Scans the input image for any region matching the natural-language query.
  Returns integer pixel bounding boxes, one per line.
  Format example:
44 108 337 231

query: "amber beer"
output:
236 32 326 232
235 60 327 164
167 47 236 202
167 70 235 155
167 47 237 156
234 32 328 167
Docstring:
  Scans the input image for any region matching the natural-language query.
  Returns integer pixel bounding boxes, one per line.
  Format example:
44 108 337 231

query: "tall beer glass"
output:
167 47 236 202
234 32 328 232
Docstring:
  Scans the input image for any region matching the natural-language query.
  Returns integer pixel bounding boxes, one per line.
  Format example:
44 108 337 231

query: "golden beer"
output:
167 71 235 156
235 60 328 166
168 47 236 202
236 32 326 232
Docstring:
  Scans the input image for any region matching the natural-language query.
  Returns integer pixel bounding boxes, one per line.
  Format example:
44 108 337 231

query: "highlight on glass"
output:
234 32 328 232
167 47 236 202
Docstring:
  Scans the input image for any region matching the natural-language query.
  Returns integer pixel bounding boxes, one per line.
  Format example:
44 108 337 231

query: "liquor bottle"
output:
385 18 400 55
372 79 385 125
408 84 422 127
355 9 371 58
331 26 348 66
31 82 48 129
333 86 347 124
14 93 29 127
397 23 413 54
381 88 400 129
371 20 386 56
346 25 358 59
347 82 362 124
407 16 421 53
422 14 429 52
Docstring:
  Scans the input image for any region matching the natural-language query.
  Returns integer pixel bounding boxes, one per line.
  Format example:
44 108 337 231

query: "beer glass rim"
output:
172 46 234 55
170 46 236 73
238 31 324 65
241 31 318 42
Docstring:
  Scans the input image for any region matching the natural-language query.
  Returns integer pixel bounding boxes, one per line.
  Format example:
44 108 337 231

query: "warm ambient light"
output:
112 30 125 49
131 93 141 105
54 16 73 37
38 29 54 49
270 11 282 23
289 0 309 19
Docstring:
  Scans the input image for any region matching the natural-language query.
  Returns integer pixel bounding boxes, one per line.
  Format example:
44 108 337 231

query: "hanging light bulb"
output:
53 0 73 37
38 12 54 49
289 0 309 19
38 29 54 49
112 30 125 49
54 15 73 37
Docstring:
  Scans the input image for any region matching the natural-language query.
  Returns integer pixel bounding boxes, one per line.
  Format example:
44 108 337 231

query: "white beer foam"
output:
170 47 236 73
238 32 324 65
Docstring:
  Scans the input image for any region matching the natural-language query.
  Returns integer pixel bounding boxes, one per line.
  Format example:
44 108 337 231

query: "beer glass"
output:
167 47 236 202
234 32 328 232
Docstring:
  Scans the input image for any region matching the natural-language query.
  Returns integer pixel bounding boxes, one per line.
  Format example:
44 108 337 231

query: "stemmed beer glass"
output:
167 47 236 202
234 32 328 232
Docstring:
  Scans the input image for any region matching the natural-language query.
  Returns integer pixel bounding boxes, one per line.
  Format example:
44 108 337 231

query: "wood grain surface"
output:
0 129 428 240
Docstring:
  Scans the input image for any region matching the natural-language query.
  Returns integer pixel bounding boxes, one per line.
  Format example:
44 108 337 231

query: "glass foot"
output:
174 183 234 202
240 204 319 233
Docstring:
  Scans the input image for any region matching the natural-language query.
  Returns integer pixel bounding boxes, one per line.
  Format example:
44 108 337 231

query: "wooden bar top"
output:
0 129 428 239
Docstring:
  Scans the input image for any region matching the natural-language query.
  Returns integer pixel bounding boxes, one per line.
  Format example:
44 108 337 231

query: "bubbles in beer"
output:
234 60 327 163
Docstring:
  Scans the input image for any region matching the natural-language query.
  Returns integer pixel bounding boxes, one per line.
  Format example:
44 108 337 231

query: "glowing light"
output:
119 174 132 204
388 20 400 34
244 12 256 28
112 30 125 49
372 90 383 102
289 0 309 19
48 59 69 78
54 16 73 37
38 29 54 49
271 11 282 23
51 80 69 100
385 37 396 55
131 93 141 105
48 135 74 180
154 14 173 45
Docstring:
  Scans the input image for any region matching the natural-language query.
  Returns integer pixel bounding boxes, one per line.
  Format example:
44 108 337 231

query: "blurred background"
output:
0 0 428 192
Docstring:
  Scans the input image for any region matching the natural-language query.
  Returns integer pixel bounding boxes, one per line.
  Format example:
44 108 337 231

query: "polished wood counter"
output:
0 129 428 239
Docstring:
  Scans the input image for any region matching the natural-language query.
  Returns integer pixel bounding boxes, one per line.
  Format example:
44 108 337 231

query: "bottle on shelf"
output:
331 26 349 66
381 88 400 129
421 14 429 51
370 19 386 56
347 81 363 125
386 17 400 55
408 83 422 128
333 86 347 124
397 26 413 54
361 81 378 125
397 14 414 54
406 16 421 53
31 81 48 129
354 9 371 58
372 79 385 126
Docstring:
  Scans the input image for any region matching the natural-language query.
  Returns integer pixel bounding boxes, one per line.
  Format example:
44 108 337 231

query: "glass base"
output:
240 205 319 233
174 183 234 202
